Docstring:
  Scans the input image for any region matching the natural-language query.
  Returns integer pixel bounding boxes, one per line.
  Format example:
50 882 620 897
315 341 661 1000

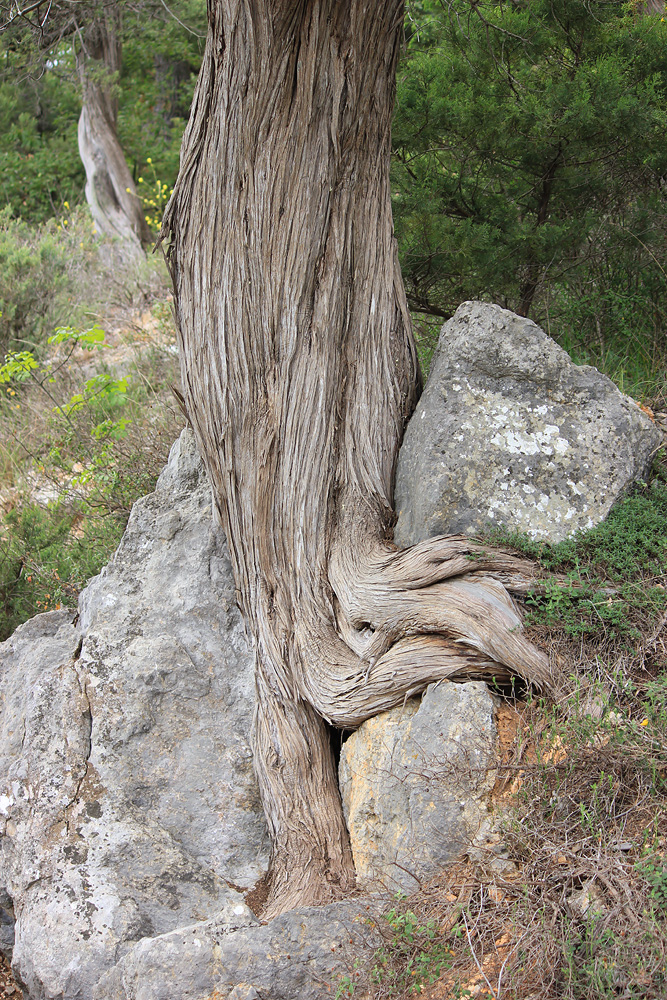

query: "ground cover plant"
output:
339 670 667 999
501 467 667 656
336 449 667 999
0 231 181 640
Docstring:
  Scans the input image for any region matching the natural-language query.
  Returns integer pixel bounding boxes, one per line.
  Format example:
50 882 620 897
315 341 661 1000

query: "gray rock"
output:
395 301 662 545
0 425 517 999
0 875 15 960
0 429 270 999
93 900 382 1000
339 681 496 893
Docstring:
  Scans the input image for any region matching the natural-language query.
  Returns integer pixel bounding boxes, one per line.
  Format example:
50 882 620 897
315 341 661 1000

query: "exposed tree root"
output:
257 530 556 919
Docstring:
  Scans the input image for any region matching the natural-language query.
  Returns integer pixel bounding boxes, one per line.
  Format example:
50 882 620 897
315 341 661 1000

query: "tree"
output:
161 0 555 920
75 0 206 244
0 1 149 246
392 0 667 345
76 6 152 249
0 33 84 220
0 0 205 244
0 1 204 225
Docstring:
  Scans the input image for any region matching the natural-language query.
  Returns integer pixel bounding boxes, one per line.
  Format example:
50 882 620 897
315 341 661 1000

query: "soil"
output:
0 956 19 997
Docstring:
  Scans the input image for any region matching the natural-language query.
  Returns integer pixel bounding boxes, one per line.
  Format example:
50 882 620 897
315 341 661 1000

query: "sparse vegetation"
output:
0 233 181 639
338 664 667 997
337 454 667 998
1 0 666 992
485 472 667 654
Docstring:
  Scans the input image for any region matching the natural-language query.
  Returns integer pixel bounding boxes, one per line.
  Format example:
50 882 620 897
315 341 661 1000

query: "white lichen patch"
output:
459 390 572 458
488 423 569 457
481 488 595 540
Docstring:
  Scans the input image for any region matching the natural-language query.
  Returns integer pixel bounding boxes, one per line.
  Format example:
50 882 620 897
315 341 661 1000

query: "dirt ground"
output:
0 956 19 997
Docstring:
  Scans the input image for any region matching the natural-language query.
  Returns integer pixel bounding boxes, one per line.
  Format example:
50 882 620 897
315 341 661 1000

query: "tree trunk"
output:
162 0 556 920
77 12 151 251
154 52 193 125
518 147 562 317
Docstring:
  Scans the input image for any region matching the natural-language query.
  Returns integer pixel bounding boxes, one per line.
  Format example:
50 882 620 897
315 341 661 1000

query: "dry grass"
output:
340 664 667 1000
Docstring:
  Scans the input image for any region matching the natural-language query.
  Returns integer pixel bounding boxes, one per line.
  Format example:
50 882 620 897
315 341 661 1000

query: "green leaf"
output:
0 350 38 383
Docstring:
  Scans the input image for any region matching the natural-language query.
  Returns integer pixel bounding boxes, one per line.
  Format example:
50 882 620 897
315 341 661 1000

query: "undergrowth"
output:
0 299 181 640
486 470 667 656
338 673 667 999
337 455 667 999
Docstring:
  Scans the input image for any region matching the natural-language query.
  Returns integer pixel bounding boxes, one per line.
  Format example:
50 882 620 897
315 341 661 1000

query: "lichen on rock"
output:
395 301 662 545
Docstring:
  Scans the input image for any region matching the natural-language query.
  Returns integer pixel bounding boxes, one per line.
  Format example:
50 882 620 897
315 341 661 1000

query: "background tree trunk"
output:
162 0 554 919
77 11 151 251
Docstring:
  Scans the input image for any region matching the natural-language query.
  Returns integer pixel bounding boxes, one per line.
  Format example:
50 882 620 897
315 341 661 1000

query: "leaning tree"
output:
0 0 157 248
75 4 153 250
158 0 556 920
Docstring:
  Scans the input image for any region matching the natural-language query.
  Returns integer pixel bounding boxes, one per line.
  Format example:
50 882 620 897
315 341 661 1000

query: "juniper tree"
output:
160 0 554 919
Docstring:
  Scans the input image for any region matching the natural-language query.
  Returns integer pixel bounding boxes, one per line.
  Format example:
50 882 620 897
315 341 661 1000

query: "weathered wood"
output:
77 12 151 251
162 0 556 919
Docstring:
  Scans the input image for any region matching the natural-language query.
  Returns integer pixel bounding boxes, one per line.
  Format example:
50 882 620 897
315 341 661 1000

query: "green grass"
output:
487 473 667 650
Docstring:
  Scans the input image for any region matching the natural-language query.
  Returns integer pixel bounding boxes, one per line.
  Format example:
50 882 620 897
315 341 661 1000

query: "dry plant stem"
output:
162 0 555 919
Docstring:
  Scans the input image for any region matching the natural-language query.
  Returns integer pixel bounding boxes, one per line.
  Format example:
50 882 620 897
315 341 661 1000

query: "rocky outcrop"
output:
339 682 496 894
0 429 503 999
2 310 658 997
0 431 389 1000
92 900 381 1000
0 431 271 998
395 301 662 546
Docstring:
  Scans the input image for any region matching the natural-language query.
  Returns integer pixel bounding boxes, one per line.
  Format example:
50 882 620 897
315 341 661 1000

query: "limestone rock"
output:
93 900 381 1000
339 681 496 893
0 429 270 999
395 301 662 545
0 425 515 999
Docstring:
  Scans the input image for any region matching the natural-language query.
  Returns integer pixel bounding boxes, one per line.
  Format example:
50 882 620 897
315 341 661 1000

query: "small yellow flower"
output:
63 200 69 209
126 187 132 193
640 718 649 726
138 177 144 183
147 157 152 164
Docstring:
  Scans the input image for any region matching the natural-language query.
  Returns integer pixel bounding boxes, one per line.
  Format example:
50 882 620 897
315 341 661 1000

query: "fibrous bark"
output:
162 0 556 919
77 11 151 251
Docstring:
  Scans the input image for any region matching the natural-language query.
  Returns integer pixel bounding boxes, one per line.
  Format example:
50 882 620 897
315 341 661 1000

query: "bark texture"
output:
77 12 151 251
162 0 556 919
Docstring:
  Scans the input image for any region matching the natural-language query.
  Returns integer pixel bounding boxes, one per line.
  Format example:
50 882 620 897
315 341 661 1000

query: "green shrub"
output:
0 499 125 640
488 477 667 649
0 115 84 224
0 207 69 353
